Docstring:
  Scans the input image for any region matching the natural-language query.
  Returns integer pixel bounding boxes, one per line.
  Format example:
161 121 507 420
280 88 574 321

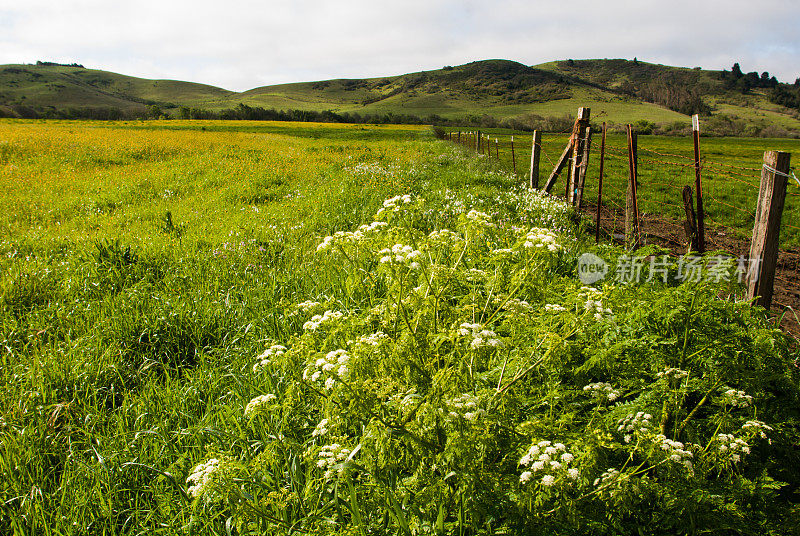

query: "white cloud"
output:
0 0 797 90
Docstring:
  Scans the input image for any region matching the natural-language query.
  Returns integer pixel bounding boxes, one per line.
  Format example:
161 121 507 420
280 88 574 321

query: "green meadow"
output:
1 119 798 535
447 129 800 248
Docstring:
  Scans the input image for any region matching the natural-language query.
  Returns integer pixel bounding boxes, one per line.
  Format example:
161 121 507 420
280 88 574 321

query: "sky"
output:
0 0 798 92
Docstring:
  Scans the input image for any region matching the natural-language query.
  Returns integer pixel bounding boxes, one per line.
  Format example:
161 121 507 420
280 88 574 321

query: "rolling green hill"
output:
2 59 800 134
0 63 233 117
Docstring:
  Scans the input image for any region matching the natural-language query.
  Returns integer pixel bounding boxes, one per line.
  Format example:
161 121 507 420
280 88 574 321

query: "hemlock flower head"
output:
376 194 415 218
187 458 228 499
303 310 344 331
583 382 621 402
721 388 753 408
656 367 689 381
742 420 773 439
523 227 562 252
244 394 277 417
253 344 287 373
312 418 329 438
378 244 422 268
316 443 353 479
458 322 503 350
519 440 578 487
303 349 351 389
466 209 496 228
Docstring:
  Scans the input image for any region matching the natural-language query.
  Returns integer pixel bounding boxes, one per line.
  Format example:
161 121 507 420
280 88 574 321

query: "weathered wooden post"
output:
594 122 606 243
530 130 541 188
495 138 499 159
568 108 591 205
682 185 699 253
575 127 592 209
626 125 641 249
747 151 791 309
692 114 706 253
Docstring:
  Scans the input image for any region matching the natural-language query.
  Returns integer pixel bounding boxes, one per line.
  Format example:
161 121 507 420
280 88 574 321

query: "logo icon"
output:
577 253 608 284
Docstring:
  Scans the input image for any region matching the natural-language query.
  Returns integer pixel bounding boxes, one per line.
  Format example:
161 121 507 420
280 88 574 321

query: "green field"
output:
1 120 799 534
445 128 800 249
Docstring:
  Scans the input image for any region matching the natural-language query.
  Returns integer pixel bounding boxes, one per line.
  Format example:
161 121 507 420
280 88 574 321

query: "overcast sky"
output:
0 0 798 92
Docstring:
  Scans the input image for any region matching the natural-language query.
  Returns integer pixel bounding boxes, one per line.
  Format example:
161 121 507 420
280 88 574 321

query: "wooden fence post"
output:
692 114 706 253
575 127 592 209
747 151 791 309
568 108 591 205
530 130 541 189
477 130 481 153
495 138 499 159
626 125 641 249
594 122 606 243
682 185 699 252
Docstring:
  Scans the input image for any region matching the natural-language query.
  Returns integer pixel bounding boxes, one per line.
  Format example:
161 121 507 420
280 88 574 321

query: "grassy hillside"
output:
3 59 800 134
0 63 232 116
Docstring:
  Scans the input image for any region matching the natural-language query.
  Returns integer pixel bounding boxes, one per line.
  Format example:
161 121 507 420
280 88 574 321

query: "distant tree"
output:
795 77 800 87
147 104 163 119
633 57 638 64
731 63 743 78
178 106 190 119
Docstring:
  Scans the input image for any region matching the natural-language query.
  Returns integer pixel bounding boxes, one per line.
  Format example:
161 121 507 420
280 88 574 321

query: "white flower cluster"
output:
428 228 464 246
465 268 487 282
376 194 414 218
500 297 533 314
523 227 562 252
355 331 389 348
466 209 496 228
655 435 695 472
446 393 484 422
354 220 389 240
379 244 422 269
253 344 287 373
544 303 566 313
593 467 620 487
244 393 277 418
303 310 344 331
584 298 612 321
492 248 513 256
519 440 579 486
741 420 773 439
316 443 352 479
656 367 689 380
296 300 322 312
303 349 351 390
583 382 621 402
458 322 504 350
312 418 330 438
187 458 224 498
716 433 750 463
721 389 753 408
316 231 357 253
315 221 389 253
617 412 653 443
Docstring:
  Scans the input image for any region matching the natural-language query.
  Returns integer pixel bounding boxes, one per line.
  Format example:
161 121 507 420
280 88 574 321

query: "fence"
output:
444 112 800 337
